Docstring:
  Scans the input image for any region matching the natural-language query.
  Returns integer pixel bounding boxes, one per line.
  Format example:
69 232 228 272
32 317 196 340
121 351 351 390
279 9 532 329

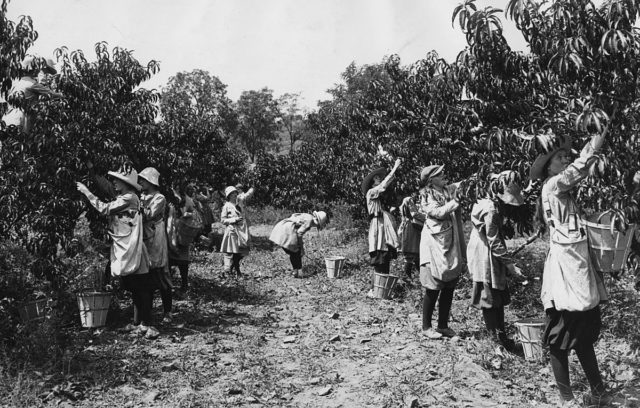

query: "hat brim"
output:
421 164 444 183
108 171 142 191
529 138 572 180
138 174 159 187
313 211 327 230
362 168 387 196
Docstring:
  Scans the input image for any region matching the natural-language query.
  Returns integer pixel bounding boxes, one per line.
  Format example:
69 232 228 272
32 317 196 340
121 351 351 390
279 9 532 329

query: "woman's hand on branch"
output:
76 182 90 197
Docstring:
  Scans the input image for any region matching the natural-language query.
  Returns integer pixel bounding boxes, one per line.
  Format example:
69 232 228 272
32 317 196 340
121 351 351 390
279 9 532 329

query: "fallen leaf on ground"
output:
317 386 332 396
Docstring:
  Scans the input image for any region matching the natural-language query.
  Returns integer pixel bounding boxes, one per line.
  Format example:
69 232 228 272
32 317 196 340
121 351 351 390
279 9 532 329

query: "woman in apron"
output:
269 211 328 278
530 130 610 407
467 170 525 350
419 165 467 339
220 185 253 278
363 158 401 298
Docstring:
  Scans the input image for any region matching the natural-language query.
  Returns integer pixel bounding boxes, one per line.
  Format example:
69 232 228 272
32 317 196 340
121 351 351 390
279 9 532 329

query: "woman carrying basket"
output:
467 170 525 350
530 129 611 407
269 211 329 278
363 158 402 298
76 167 159 339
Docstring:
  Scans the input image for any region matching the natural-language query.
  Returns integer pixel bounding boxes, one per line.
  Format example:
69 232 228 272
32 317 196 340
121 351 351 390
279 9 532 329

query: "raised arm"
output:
378 159 401 191
77 182 130 215
553 128 607 192
421 191 459 220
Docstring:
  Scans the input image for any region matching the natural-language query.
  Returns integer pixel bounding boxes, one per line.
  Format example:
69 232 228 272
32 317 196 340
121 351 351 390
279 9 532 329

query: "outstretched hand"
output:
76 182 90 196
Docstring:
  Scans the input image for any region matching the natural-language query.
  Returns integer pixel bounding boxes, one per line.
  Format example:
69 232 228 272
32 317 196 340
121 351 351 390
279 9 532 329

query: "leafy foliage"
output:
159 69 247 191
236 87 281 162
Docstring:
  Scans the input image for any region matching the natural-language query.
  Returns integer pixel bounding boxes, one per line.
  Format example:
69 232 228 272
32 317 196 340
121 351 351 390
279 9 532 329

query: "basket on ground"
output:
77 291 112 328
372 273 398 299
18 298 51 323
585 211 636 274
515 318 546 361
325 256 346 278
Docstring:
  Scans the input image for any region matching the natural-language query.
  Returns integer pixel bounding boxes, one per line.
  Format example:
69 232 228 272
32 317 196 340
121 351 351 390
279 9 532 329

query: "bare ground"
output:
4 225 640 408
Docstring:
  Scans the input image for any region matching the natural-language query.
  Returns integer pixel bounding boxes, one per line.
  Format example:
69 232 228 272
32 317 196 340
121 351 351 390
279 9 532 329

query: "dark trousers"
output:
150 267 172 314
170 260 189 288
283 248 302 269
131 288 153 326
550 343 605 401
122 274 154 326
422 287 455 330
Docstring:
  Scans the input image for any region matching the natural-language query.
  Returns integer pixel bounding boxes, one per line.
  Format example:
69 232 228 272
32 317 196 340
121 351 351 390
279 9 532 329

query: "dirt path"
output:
31 225 640 408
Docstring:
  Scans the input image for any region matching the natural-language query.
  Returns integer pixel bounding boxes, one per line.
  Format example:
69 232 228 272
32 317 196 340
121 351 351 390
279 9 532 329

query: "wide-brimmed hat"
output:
529 134 572 180
313 211 328 230
361 167 386 196
420 164 444 184
21 56 57 75
108 168 141 191
490 170 524 206
138 167 160 187
224 186 238 199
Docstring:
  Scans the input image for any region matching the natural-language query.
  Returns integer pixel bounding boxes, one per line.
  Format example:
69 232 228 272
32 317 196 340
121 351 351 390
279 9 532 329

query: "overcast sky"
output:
8 0 528 109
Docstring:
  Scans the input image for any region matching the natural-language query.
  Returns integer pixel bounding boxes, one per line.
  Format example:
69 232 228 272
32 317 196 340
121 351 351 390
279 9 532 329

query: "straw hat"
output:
224 186 238 199
490 170 524 206
138 167 160 187
529 134 572 180
361 167 386 196
313 211 328 230
420 164 444 184
108 168 141 191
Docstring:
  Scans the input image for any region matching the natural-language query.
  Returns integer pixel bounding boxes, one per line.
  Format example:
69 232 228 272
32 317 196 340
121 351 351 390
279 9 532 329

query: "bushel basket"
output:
372 273 398 299
325 256 346 278
585 211 636 274
514 318 546 361
77 291 112 328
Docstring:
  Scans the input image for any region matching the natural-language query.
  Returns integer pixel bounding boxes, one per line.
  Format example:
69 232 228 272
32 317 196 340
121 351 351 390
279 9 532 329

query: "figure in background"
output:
530 129 611 407
138 167 173 324
269 211 329 278
397 190 424 284
2 56 63 133
419 165 467 339
220 185 254 278
76 167 158 339
467 170 525 350
168 184 198 293
362 158 402 297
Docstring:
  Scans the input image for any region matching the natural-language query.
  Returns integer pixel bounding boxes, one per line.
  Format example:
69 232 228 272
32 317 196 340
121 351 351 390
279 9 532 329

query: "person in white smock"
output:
467 170 525 350
418 165 467 339
138 167 173 323
76 167 159 339
269 211 328 278
530 129 610 407
362 159 401 297
220 185 254 278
